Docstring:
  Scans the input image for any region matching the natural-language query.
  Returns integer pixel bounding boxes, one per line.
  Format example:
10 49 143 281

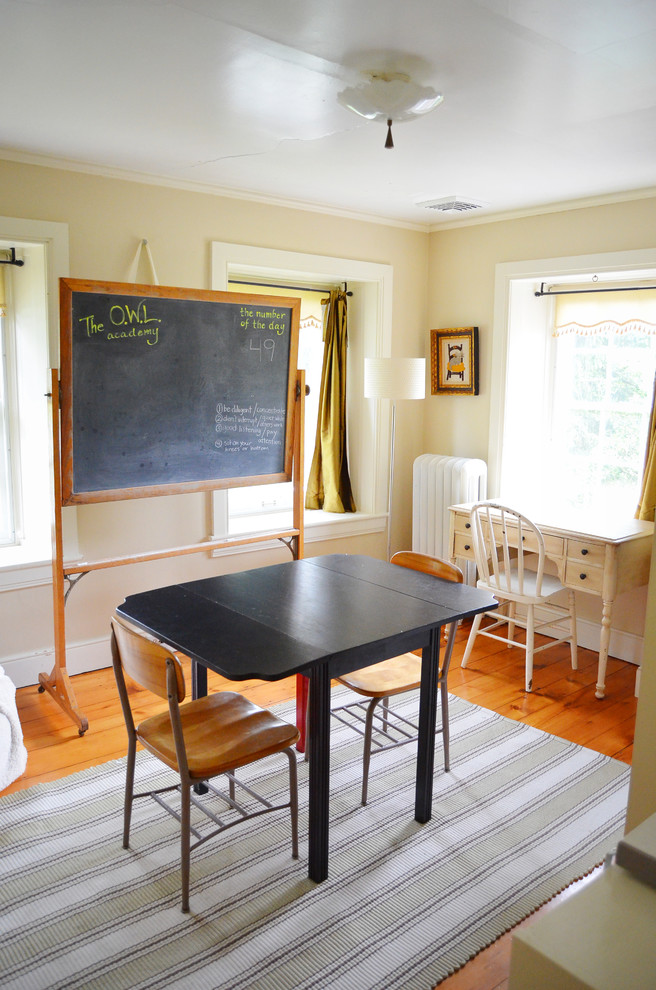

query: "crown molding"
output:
428 186 656 232
0 148 428 234
3 148 655 236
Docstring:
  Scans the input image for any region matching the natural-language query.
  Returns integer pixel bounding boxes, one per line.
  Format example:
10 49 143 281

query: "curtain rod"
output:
535 280 656 297
228 278 352 297
0 248 24 267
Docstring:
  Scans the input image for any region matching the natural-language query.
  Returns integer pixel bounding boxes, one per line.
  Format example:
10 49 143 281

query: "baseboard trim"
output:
574 617 642 666
2 638 110 689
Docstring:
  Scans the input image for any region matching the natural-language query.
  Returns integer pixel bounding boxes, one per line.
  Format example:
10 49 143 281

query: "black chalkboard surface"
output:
59 279 300 504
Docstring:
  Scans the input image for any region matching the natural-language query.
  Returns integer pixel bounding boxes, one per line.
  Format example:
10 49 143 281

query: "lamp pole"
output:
364 357 426 562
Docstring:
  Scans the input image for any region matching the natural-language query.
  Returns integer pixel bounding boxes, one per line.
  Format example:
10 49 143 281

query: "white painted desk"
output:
448 502 654 698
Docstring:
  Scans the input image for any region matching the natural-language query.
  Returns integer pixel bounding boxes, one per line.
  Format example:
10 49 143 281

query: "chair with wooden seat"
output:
110 613 300 913
461 501 578 692
330 551 464 805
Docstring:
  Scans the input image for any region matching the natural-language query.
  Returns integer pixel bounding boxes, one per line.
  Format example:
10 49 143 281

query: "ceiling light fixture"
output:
338 71 443 149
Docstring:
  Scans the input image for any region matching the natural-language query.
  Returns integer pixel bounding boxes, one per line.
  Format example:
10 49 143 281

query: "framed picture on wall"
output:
430 326 479 395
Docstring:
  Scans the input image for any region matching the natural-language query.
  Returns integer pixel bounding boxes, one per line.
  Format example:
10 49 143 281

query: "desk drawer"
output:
565 559 604 593
451 513 472 537
505 525 564 559
453 532 476 559
452 516 564 561
567 539 606 568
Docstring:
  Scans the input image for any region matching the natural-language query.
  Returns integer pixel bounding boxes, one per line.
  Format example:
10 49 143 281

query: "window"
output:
0 270 14 544
546 288 656 514
210 243 393 549
490 249 656 518
226 282 327 527
0 218 75 584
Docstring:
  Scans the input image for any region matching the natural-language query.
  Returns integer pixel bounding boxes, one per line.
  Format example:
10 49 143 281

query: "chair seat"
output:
336 653 422 698
478 565 565 603
138 691 300 779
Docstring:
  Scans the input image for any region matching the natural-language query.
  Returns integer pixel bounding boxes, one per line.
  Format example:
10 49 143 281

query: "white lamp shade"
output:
364 358 425 400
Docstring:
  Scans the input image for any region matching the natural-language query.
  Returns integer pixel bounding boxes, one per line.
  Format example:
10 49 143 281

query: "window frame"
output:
210 242 392 550
0 216 78 590
489 247 656 501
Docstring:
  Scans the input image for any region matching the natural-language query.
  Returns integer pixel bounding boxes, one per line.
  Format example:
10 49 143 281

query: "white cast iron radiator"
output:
412 453 487 580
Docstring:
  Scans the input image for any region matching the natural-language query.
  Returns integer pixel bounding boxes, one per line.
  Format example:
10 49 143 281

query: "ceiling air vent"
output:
417 196 487 213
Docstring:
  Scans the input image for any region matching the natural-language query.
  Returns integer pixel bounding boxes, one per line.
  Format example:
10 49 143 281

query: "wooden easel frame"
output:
39 368 306 734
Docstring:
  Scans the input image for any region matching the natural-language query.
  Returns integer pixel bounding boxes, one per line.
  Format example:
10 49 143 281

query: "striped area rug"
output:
1 692 630 990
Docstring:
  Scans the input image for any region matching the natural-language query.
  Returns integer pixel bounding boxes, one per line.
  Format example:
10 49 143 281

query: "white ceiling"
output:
3 0 656 227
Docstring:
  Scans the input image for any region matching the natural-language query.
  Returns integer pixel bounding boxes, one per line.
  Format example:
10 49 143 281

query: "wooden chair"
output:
110 613 300 913
330 551 464 805
461 502 578 692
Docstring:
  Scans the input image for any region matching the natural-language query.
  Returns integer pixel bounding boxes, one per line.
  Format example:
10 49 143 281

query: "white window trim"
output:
0 216 79 590
210 242 393 545
489 247 656 496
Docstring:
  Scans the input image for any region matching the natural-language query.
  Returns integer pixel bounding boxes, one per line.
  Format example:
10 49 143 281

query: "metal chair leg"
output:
439 678 450 772
180 784 191 913
381 695 390 733
285 747 299 859
361 696 382 806
123 735 136 849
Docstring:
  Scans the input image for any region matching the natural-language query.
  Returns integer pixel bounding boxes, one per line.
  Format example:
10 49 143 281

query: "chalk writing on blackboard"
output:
215 402 286 453
78 299 163 345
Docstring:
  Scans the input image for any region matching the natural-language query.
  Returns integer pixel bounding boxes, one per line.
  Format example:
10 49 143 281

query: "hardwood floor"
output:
6 620 638 989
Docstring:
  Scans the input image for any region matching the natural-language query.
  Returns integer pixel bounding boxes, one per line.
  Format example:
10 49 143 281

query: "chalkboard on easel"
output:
59 279 300 505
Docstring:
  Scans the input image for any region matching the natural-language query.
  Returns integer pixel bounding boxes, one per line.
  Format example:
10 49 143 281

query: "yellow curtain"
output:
636 374 656 521
305 288 356 513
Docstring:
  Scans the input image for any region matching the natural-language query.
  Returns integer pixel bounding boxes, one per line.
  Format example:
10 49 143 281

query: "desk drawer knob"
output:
580 572 587 580
581 548 589 556
465 522 471 529
464 544 471 551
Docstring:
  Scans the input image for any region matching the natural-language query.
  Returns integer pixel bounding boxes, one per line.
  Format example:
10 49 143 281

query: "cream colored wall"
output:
426 195 656 641
0 158 429 682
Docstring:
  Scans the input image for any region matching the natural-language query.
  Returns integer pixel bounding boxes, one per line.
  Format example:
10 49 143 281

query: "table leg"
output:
191 659 207 700
308 663 331 883
191 661 209 794
415 627 440 823
295 673 308 753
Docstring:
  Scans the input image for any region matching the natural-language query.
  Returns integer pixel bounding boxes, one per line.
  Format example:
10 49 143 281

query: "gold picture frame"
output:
431 327 479 395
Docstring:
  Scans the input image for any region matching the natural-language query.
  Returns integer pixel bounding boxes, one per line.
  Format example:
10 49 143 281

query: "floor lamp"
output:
364 357 426 562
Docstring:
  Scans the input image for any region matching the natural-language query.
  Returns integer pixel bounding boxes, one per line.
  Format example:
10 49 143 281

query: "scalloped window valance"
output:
553 287 656 337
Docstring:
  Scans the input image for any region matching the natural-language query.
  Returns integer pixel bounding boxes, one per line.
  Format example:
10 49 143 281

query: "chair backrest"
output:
469 502 546 598
111 613 186 703
391 550 464 585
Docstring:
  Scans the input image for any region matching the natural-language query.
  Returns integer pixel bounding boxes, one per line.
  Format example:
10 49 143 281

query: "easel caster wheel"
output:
78 728 86 736
38 684 45 693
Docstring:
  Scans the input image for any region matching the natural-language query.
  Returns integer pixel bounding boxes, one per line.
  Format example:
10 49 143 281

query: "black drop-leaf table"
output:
116 553 497 882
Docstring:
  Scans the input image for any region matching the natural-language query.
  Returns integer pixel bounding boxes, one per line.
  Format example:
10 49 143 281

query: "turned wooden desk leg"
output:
596 601 613 699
